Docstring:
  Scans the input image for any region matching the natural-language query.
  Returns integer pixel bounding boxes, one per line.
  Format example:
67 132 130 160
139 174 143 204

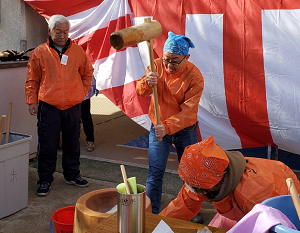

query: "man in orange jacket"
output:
136 31 204 214
25 15 94 196
160 136 300 230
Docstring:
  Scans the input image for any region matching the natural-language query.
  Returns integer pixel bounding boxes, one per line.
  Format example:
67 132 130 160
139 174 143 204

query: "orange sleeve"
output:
234 158 300 215
25 49 42 105
159 185 206 221
136 66 153 97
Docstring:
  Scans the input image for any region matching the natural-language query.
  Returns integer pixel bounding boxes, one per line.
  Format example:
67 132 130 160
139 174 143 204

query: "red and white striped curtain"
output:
24 0 300 155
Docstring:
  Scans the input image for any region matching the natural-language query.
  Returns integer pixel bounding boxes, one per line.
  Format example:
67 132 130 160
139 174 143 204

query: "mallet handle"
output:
286 178 300 220
145 18 162 142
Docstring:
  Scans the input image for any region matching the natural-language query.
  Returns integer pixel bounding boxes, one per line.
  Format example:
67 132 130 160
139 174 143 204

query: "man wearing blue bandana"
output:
136 31 204 214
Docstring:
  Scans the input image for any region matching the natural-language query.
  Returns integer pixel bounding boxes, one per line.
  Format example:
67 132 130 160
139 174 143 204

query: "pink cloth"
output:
209 195 245 230
209 213 237 230
225 204 297 233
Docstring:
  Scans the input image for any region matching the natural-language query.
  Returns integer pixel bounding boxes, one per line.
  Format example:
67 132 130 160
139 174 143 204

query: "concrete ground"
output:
0 94 216 233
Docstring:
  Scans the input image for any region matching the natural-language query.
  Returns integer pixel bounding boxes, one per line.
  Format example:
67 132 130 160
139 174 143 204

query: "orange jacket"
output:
25 39 94 110
136 58 204 135
160 157 300 222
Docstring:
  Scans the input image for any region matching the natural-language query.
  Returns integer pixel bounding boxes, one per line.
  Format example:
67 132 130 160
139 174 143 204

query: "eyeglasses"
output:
185 183 219 199
185 183 207 195
161 56 186 66
193 187 208 195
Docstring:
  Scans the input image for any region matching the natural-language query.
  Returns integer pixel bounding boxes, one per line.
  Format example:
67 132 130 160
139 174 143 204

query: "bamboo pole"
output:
5 102 12 143
286 178 300 220
0 115 6 145
120 165 131 194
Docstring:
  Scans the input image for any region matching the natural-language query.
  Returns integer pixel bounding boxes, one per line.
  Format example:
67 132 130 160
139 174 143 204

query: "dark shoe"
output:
86 141 94 152
191 213 204 224
37 182 51 196
65 176 89 187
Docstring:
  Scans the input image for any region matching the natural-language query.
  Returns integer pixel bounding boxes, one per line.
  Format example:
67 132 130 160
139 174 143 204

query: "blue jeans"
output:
146 122 198 214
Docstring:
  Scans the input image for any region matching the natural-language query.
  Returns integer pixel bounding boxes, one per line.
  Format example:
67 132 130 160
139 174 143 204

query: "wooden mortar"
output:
73 188 152 233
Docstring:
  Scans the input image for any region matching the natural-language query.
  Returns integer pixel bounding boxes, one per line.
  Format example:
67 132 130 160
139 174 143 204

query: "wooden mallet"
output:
109 18 163 141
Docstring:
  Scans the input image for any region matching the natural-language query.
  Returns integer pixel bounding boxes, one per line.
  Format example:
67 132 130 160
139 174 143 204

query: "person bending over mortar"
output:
159 136 300 230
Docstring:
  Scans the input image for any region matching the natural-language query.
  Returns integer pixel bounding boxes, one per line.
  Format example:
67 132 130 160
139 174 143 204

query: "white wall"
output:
25 2 49 50
0 66 38 155
0 0 49 155
0 0 48 52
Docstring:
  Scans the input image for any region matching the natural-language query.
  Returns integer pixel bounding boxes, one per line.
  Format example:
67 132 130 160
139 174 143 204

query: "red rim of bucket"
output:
51 205 75 226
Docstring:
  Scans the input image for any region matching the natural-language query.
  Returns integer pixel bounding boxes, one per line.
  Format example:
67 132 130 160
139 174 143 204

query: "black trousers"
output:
37 101 81 184
81 98 94 143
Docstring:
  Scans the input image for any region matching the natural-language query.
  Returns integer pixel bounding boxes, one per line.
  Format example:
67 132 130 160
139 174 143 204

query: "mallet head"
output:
109 20 162 50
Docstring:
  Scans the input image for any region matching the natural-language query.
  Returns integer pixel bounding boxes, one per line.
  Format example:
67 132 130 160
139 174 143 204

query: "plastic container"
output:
0 132 32 219
262 195 300 233
51 206 75 233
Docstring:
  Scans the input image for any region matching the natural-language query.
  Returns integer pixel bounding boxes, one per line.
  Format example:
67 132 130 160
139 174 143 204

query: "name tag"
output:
61 54 68 65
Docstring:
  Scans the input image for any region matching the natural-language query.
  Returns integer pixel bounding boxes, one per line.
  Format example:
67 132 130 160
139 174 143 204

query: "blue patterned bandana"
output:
163 31 195 56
